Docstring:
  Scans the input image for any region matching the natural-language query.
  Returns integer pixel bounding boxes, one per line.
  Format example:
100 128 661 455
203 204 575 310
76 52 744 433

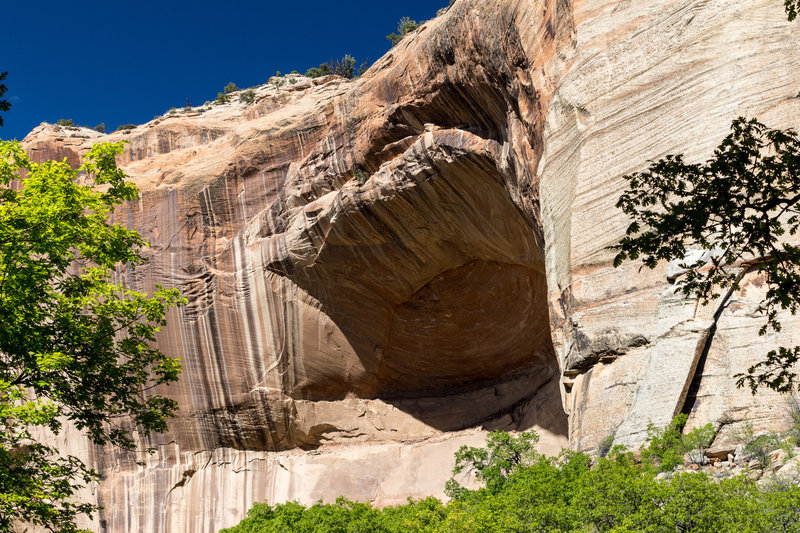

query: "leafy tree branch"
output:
614 118 800 393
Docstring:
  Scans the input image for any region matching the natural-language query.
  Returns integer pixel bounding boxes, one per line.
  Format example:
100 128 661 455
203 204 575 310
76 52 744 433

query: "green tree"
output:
386 17 420 46
0 72 9 127
613 0 800 395
330 55 356 79
614 118 800 393
447 430 540 497
0 140 184 531
224 82 240 94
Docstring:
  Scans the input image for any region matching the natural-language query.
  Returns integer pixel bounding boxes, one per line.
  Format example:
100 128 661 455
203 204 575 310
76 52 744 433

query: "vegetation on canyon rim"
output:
222 409 800 533
0 139 185 531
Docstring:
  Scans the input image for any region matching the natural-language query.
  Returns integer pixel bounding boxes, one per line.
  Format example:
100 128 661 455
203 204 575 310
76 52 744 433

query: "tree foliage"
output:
222 427 800 533
304 55 366 80
0 140 184 530
0 72 9 128
786 0 800 21
614 118 800 392
447 430 540 497
386 17 420 46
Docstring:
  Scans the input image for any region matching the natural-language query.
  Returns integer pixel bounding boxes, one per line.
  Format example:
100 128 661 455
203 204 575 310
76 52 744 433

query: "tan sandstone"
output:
17 0 800 531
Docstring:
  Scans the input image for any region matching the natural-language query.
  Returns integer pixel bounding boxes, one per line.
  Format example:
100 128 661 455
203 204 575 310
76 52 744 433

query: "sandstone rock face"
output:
19 0 800 531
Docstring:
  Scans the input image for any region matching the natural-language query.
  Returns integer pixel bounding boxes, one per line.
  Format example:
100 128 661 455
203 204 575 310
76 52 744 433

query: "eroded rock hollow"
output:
21 0 800 531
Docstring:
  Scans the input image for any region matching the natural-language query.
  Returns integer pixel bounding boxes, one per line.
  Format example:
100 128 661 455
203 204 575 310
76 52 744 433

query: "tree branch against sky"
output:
0 72 10 127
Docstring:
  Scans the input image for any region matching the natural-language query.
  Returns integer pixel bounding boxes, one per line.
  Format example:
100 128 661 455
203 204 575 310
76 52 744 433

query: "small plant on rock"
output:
597 434 615 458
642 414 688 471
734 422 782 469
215 92 230 104
386 16 420 46
683 423 717 465
239 89 255 104
223 82 239 94
353 168 369 185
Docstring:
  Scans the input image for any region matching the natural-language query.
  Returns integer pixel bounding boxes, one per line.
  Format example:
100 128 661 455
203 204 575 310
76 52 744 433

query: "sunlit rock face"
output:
20 0 800 531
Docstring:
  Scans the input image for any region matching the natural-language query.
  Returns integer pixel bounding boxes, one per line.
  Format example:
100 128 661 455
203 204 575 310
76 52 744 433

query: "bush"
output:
597 434 615 458
239 89 256 104
93 123 105 133
641 414 688 471
788 395 800 446
224 82 240 94
353 168 369 185
734 422 782 469
305 63 332 78
447 430 540 497
305 56 364 80
683 423 717 465
115 123 136 132
223 426 800 533
386 16 420 46
56 118 75 127
215 92 230 104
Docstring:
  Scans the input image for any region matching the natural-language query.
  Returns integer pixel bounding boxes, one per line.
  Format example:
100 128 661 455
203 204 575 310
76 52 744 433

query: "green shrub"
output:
734 422 782 468
305 56 364 79
641 414 688 471
447 430 540 497
224 82 240 94
56 118 75 127
215 92 230 104
93 123 105 133
240 89 256 104
115 124 136 132
787 395 800 446
597 434 615 458
386 17 420 46
223 426 800 533
353 168 369 185
683 423 717 465
305 63 332 78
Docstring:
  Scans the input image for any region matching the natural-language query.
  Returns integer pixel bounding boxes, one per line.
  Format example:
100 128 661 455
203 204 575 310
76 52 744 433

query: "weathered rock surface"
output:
18 0 800 531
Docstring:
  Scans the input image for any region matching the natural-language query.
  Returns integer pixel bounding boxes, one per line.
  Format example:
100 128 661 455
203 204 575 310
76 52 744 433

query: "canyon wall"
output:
20 0 800 531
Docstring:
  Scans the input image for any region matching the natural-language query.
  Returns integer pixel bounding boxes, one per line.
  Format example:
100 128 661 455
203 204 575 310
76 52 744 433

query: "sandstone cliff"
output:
19 0 800 531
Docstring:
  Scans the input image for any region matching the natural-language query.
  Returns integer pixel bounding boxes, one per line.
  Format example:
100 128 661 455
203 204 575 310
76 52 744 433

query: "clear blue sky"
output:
1 0 446 140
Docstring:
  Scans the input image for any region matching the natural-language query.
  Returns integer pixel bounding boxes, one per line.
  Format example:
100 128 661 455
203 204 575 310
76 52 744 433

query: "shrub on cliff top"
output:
240 89 256 104
386 16 420 46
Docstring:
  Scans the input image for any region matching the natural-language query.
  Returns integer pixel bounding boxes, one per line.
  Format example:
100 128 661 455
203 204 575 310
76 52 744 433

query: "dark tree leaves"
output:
614 118 800 393
0 72 10 127
787 0 800 21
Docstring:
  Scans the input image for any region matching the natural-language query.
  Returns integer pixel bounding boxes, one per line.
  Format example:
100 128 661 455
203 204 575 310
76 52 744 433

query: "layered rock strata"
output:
19 0 800 531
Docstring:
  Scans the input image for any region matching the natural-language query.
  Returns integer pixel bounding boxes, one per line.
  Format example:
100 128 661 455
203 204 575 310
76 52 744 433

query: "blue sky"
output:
1 0 446 140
